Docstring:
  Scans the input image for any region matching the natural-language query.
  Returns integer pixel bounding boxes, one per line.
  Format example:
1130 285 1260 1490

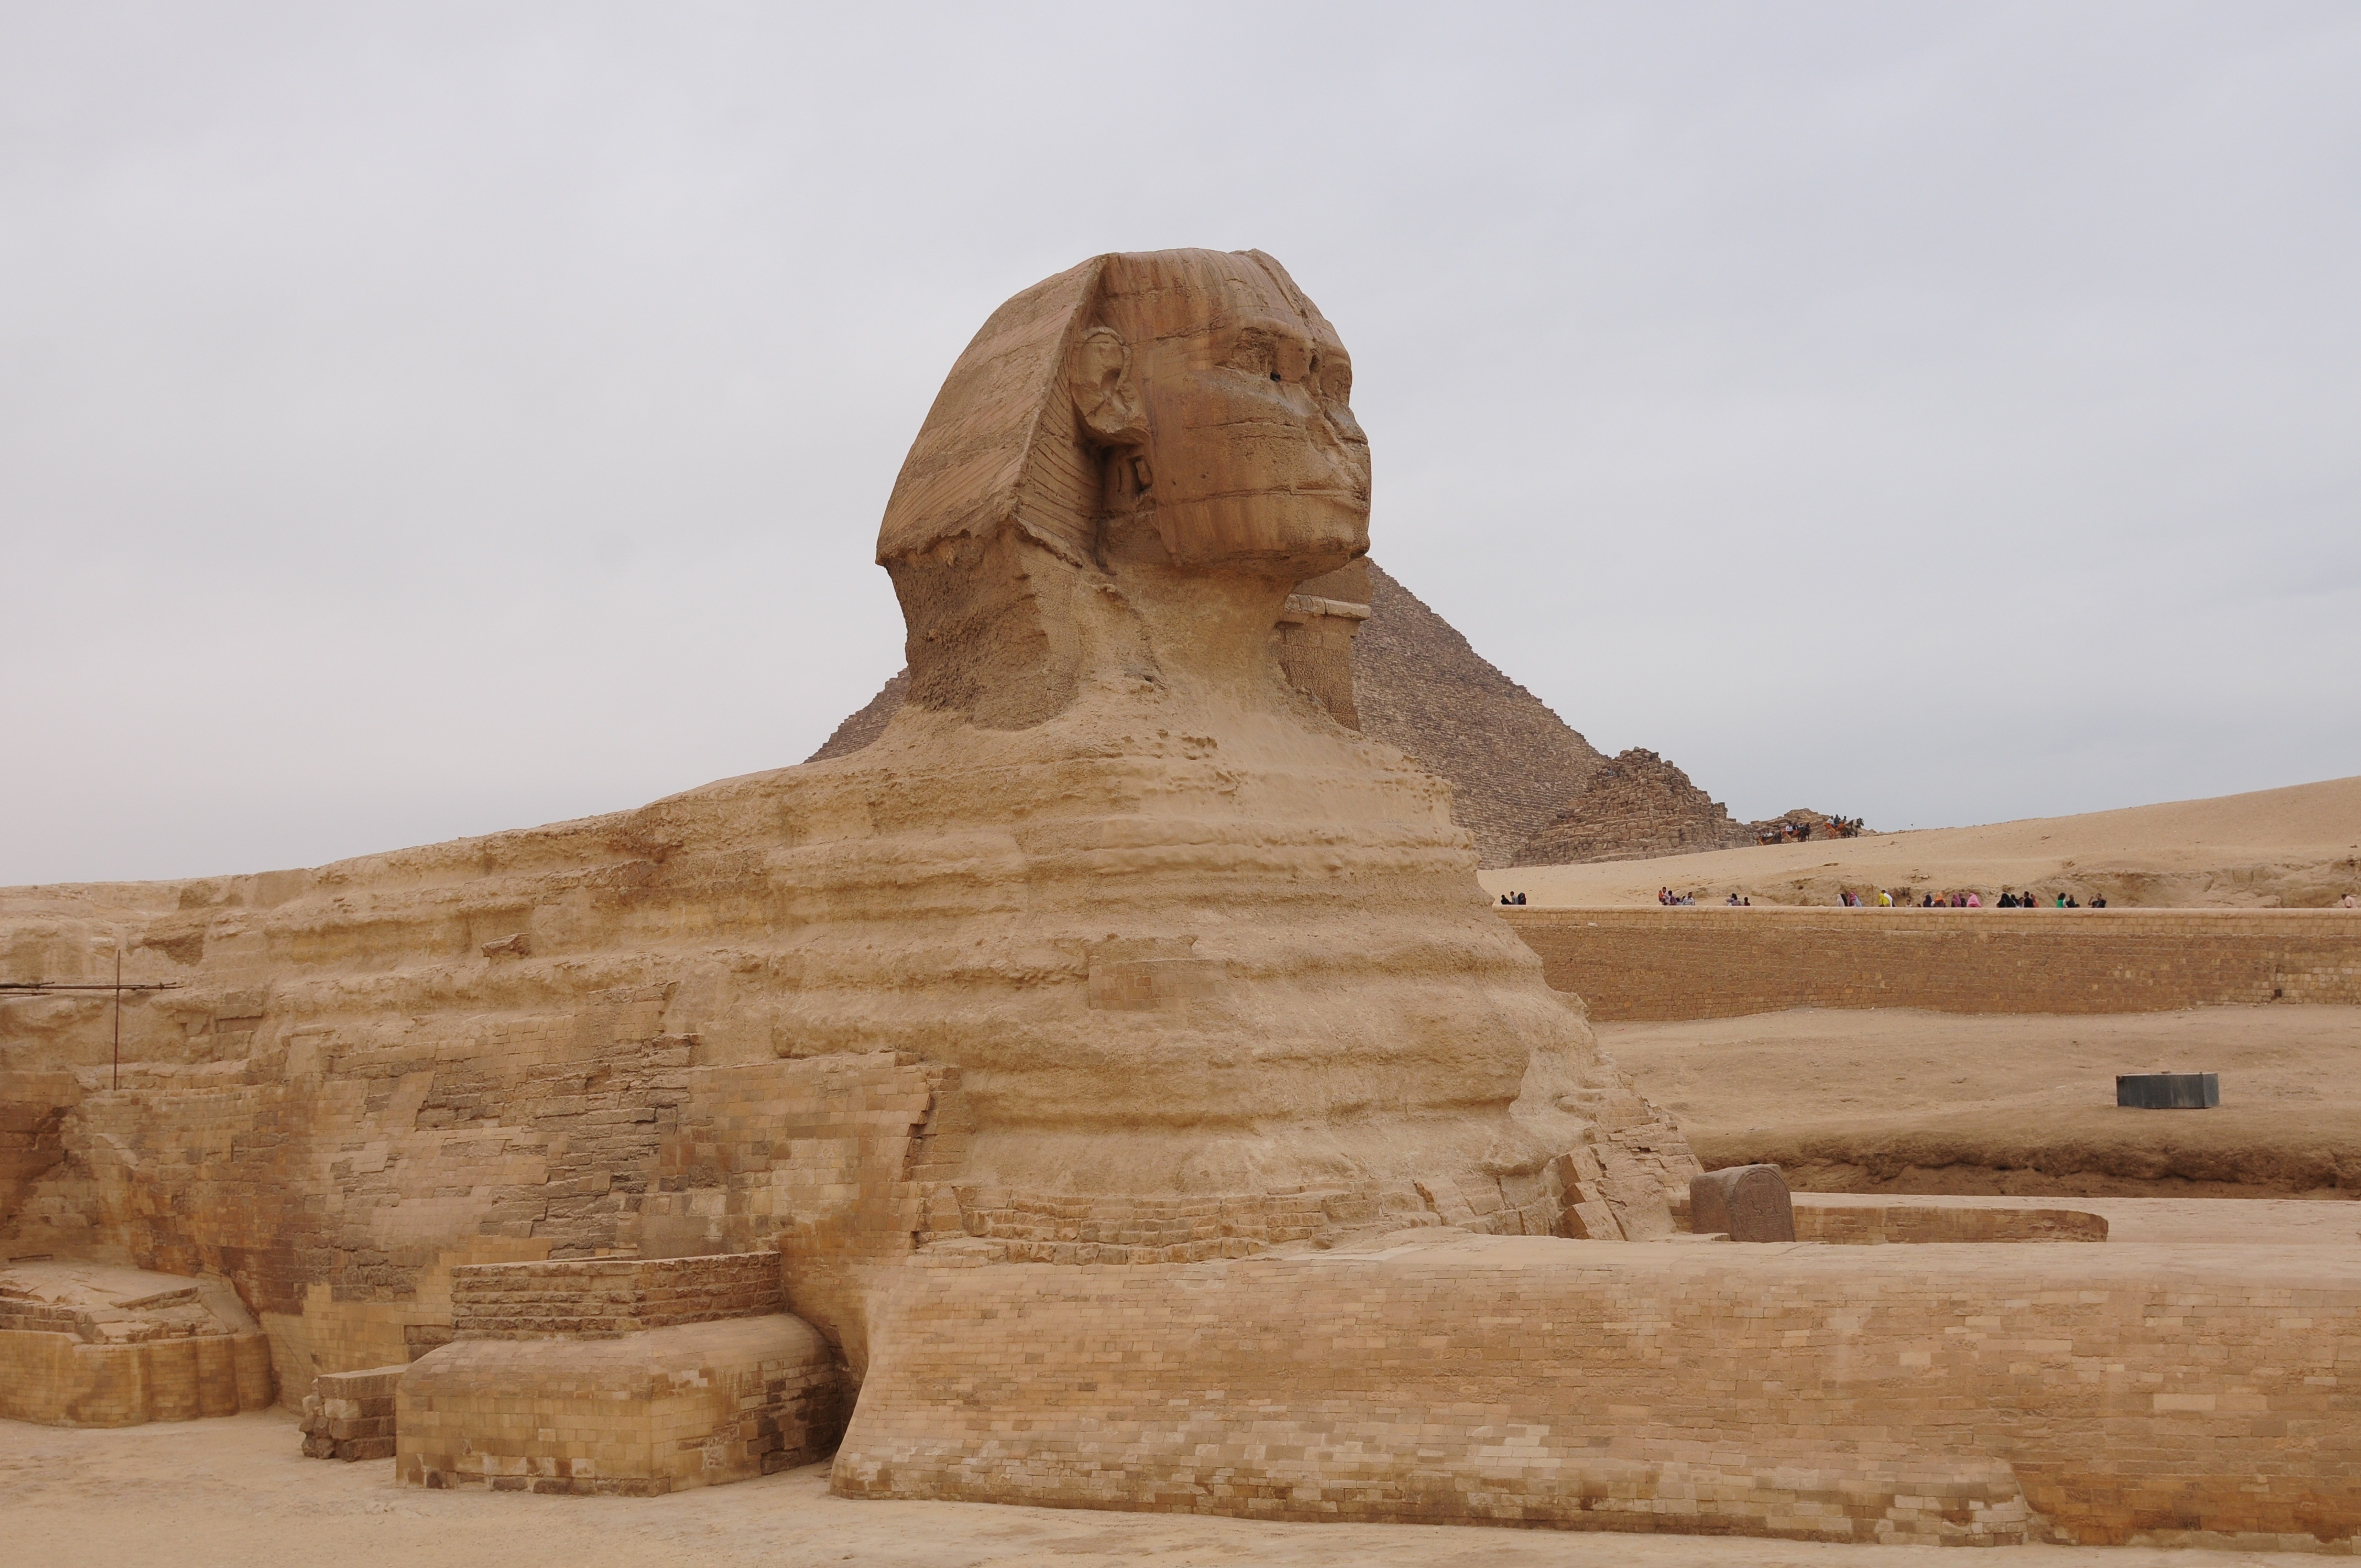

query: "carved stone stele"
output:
1690 1164 1796 1243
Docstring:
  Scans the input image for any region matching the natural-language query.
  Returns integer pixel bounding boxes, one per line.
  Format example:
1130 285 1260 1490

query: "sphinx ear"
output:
1068 324 1147 447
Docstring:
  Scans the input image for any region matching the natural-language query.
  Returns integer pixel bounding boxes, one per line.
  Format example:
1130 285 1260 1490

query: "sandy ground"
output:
0 1407 2337 1568
1478 774 2361 907
1603 1004 2361 1196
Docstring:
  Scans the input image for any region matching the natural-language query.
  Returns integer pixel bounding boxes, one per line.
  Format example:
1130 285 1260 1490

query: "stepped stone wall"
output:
1503 906 2361 1021
0 1258 276 1426
449 1253 783 1340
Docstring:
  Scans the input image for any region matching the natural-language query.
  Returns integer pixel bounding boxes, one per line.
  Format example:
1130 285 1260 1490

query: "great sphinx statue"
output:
0 248 1695 1389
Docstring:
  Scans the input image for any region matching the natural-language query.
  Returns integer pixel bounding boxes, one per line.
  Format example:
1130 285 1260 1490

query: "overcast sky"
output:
4 2 2355 885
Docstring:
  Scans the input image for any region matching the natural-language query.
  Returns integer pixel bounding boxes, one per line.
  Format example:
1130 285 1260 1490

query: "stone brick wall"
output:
301 1363 405 1459
450 1253 782 1340
1503 907 2361 1021
837 1235 2361 1550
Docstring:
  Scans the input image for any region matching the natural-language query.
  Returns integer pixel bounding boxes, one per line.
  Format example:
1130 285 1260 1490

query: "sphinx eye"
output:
1226 331 1276 379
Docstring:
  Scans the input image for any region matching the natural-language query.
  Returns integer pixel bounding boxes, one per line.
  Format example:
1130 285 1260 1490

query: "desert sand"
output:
1481 774 2361 908
1 1409 2336 1568
1603 1003 2361 1196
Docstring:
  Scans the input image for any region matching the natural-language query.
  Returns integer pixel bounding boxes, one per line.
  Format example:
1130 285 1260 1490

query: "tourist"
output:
1878 889 1892 906
1998 891 2016 908
2091 894 2107 908
2343 893 2359 908
1965 892 1981 907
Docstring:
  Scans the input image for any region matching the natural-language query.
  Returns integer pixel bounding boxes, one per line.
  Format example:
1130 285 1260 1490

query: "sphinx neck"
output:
1106 563 1298 712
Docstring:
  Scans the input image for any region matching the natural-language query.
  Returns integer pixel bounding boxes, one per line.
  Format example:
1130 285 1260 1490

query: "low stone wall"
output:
1502 907 2361 1021
449 1253 782 1340
0 1327 273 1426
837 1235 2361 1551
1789 1196 2108 1244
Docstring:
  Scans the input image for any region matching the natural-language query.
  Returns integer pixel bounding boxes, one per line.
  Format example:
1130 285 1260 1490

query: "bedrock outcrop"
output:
1 248 1694 1386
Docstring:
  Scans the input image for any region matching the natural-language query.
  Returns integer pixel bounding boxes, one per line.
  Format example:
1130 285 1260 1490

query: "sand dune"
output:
1480 774 2361 908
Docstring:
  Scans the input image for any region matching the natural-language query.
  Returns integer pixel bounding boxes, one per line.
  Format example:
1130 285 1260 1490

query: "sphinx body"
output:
0 251 1694 1381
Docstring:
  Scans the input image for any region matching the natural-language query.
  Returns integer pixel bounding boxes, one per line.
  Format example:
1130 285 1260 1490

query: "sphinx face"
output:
1103 251 1371 576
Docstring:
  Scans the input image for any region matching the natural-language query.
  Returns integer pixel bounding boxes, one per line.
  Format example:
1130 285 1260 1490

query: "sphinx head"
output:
876 249 1369 727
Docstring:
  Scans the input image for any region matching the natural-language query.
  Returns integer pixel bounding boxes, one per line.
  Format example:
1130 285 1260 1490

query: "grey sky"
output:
4 2 2355 885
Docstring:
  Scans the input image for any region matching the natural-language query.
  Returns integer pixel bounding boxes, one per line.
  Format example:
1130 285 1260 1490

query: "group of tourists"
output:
1997 889 2106 908
1829 888 2110 908
1656 886 1702 906
1496 891 1528 906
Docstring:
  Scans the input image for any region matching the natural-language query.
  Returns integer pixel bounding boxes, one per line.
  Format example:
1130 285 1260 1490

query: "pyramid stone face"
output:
1515 748 1757 866
0 249 1695 1383
1351 564 1608 866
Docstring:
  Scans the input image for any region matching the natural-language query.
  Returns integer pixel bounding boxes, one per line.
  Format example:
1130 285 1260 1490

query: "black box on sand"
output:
2117 1072 2220 1109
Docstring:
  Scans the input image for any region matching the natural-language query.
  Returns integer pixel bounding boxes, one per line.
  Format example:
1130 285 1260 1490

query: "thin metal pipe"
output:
0 970 181 1088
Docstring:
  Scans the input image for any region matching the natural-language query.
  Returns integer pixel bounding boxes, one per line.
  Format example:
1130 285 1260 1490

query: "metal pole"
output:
113 946 122 1090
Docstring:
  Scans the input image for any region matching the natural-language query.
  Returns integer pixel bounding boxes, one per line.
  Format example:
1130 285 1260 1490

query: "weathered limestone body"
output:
1 249 1689 1394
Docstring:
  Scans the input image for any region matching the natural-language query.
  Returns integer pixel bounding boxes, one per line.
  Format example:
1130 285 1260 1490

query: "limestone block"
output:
396 1315 840 1496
